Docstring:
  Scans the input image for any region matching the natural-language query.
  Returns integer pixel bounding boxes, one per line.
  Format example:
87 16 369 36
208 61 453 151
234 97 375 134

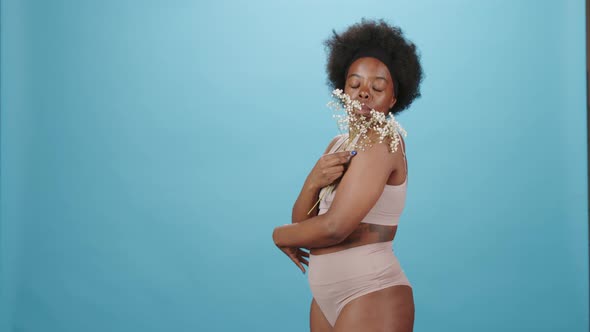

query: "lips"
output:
358 104 373 114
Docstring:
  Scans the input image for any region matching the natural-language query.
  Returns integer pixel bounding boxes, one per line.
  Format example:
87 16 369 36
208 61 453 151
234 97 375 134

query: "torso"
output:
310 136 406 255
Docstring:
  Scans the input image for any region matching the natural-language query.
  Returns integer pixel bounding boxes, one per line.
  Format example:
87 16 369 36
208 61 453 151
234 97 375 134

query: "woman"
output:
273 19 423 332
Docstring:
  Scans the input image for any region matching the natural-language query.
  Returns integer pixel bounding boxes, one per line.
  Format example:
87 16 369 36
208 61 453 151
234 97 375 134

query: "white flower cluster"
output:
328 89 407 153
307 89 409 215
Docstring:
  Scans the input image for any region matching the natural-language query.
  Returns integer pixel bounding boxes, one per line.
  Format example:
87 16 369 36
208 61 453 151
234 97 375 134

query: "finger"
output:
329 150 357 158
298 253 309 262
323 165 345 175
333 150 357 159
325 151 357 166
321 151 347 163
299 257 309 266
323 153 351 166
291 257 306 273
298 249 310 258
327 173 344 183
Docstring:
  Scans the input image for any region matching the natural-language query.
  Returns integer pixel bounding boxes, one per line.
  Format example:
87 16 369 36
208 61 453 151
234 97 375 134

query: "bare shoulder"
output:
397 134 406 153
349 134 405 172
356 139 396 161
371 132 406 159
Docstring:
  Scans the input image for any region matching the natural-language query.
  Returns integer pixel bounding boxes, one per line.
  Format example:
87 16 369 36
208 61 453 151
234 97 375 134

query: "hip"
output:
308 241 410 287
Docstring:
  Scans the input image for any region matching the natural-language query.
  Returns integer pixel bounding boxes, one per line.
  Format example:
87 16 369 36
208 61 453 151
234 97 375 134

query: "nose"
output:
358 90 370 99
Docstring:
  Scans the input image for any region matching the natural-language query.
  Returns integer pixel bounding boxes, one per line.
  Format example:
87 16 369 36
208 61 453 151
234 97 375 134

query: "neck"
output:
347 118 378 141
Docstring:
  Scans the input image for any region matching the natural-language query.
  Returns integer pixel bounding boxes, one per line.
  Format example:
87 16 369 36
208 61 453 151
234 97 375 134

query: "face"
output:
344 57 397 116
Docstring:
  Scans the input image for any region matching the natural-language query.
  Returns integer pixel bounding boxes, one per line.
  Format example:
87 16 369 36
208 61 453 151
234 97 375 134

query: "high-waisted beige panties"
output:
308 241 412 327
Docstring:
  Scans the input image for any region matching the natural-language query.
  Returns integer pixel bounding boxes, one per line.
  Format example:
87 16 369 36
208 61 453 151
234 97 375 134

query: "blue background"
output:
1 0 588 331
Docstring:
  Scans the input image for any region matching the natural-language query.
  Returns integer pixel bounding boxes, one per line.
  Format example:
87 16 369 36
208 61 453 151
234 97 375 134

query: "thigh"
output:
333 285 414 332
310 298 333 332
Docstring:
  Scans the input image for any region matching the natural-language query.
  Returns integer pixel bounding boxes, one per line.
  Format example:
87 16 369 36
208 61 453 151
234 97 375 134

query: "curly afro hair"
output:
324 18 423 115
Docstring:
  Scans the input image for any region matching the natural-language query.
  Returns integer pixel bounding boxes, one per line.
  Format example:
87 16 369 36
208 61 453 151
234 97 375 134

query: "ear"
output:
389 97 397 109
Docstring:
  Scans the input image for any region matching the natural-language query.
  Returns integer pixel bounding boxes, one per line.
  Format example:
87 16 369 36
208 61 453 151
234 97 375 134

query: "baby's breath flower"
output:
327 89 407 153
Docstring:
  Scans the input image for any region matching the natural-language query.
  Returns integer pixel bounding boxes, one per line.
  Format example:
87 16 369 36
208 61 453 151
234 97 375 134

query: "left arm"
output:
273 141 397 248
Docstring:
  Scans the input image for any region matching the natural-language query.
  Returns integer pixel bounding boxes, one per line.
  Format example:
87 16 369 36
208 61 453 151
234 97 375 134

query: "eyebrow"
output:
348 73 389 82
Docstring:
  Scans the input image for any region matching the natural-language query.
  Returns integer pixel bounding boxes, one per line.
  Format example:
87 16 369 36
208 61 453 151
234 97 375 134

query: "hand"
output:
306 151 357 189
277 245 309 274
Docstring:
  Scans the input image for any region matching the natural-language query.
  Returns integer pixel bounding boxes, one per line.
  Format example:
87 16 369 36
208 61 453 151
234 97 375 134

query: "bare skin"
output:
307 57 414 332
309 136 412 332
273 57 413 331
310 137 405 256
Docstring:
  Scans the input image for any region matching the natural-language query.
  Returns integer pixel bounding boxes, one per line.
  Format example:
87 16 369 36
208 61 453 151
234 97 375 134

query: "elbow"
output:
273 226 288 247
272 227 280 247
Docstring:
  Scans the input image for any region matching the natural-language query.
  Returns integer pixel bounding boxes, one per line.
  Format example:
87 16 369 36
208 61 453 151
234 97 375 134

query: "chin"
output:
354 110 371 116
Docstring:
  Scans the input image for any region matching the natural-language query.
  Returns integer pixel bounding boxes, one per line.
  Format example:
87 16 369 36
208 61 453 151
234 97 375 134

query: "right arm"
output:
276 136 353 271
291 136 348 223
274 140 397 249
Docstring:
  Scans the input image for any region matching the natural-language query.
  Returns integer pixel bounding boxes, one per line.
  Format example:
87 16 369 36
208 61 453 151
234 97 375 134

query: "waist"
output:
319 209 401 227
310 241 394 258
308 241 398 284
310 225 397 256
